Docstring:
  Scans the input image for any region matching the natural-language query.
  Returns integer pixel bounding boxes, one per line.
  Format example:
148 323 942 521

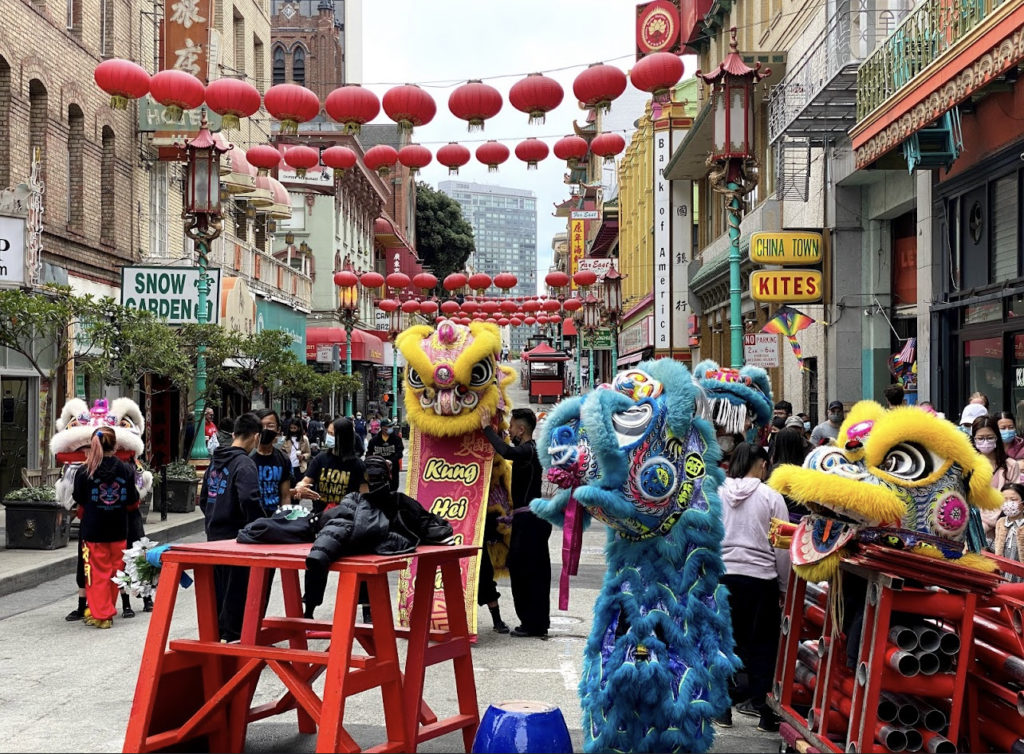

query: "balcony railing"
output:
211 232 313 311
769 3 910 143
857 0 1002 120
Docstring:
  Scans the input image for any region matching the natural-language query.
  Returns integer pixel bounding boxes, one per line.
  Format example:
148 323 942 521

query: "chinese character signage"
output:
670 125 693 351
163 0 211 80
570 219 585 290
653 129 671 350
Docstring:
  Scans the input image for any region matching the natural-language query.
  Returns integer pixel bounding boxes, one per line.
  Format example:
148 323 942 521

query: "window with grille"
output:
101 127 115 244
67 105 84 231
293 47 306 86
273 46 285 85
149 164 168 257
991 173 1018 282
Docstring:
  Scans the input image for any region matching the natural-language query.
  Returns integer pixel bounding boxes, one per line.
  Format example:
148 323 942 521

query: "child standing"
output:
72 427 140 629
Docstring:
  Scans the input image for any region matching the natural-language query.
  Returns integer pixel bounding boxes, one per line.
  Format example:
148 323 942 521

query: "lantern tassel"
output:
529 112 546 126
220 113 240 130
110 95 128 110
447 167 460 176
468 120 485 132
163 104 184 122
487 165 498 174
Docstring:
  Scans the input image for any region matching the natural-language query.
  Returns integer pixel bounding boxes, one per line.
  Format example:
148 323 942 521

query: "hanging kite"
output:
761 305 817 369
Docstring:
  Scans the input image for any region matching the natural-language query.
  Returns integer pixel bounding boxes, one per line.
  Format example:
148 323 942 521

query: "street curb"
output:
0 513 207 599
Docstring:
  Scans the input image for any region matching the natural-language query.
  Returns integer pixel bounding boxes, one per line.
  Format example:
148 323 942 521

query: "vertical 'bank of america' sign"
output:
653 129 671 350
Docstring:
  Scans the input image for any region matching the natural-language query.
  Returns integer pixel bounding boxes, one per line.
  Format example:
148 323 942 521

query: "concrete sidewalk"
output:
0 505 206 598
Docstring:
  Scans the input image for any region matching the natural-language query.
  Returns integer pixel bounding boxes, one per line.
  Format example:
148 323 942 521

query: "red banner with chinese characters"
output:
162 0 211 79
397 429 494 636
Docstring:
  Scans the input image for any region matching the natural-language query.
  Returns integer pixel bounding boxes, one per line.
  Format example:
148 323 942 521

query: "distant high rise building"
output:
439 181 538 353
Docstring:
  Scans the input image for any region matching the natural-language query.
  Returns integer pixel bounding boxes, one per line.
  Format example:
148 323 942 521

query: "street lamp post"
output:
572 306 584 393
335 270 360 417
696 27 769 368
583 291 601 390
388 308 401 423
185 110 228 460
602 265 625 377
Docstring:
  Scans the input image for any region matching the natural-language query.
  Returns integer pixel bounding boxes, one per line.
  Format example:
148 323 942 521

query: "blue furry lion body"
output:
532 359 740 753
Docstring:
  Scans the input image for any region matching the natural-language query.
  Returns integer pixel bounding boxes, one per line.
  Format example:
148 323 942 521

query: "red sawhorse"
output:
122 541 480 753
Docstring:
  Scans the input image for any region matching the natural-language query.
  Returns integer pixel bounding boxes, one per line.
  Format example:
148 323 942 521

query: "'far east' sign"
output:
121 266 222 324
749 232 823 265
750 269 823 303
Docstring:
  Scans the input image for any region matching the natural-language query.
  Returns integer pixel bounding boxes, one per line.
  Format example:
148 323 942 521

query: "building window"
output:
99 0 114 56
292 46 306 86
0 57 10 190
101 127 115 245
991 173 1018 282
67 105 84 232
233 11 245 73
29 79 48 185
66 0 81 34
272 46 285 85
253 37 265 91
149 163 167 257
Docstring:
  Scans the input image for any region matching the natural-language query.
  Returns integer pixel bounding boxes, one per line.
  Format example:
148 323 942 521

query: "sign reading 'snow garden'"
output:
120 266 221 324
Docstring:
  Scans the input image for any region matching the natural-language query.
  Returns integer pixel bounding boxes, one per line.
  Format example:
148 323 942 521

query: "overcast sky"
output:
360 1 674 291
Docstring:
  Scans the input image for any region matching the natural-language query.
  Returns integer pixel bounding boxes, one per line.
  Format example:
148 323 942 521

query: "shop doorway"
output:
0 377 31 498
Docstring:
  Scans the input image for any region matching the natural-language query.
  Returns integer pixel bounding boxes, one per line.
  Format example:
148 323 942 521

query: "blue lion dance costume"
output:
532 358 773 753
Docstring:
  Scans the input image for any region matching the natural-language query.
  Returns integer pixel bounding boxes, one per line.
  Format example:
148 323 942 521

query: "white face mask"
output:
1003 500 1022 518
717 436 736 454
324 435 336 450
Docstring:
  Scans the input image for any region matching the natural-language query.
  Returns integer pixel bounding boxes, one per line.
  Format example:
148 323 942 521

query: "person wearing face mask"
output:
971 415 1023 542
282 419 311 486
994 483 1024 579
996 411 1024 460
365 418 404 491
810 401 845 447
198 413 265 642
250 409 292 515
716 431 745 472
294 417 367 513
480 407 551 639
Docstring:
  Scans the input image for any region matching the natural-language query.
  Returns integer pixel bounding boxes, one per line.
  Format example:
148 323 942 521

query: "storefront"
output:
305 326 385 416
617 313 654 369
256 297 307 361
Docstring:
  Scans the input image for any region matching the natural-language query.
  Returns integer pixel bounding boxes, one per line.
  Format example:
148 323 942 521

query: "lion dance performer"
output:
395 320 516 635
52 398 154 621
533 360 745 753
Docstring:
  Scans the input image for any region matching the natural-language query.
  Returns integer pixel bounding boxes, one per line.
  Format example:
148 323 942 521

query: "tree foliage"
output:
414 181 475 286
80 305 191 391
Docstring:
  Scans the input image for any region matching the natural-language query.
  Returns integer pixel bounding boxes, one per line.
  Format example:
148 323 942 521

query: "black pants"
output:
721 574 782 711
508 510 552 634
213 565 250 642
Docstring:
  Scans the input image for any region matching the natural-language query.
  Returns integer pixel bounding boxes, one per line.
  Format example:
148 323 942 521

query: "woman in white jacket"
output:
715 442 791 732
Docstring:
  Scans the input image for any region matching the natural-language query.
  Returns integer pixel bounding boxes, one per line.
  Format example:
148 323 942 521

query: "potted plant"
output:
1 484 69 550
163 460 198 514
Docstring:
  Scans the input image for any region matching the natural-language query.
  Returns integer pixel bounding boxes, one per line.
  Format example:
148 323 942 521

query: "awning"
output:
374 216 414 251
305 327 385 364
588 220 619 258
563 318 578 337
617 351 648 368
663 99 714 180
522 342 571 362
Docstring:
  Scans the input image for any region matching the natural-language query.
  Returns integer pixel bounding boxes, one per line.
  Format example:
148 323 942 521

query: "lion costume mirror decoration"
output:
532 359 766 753
51 398 153 508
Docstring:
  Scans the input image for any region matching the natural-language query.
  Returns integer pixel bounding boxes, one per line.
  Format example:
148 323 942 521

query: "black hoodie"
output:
73 456 140 542
199 444 265 541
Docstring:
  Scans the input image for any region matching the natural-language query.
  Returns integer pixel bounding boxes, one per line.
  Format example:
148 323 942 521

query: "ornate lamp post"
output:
335 270 360 417
602 264 625 377
583 291 601 390
186 110 228 460
696 27 769 368
571 304 585 393
388 307 402 423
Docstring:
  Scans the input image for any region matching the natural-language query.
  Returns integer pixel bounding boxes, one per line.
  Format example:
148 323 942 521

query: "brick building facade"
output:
270 0 345 99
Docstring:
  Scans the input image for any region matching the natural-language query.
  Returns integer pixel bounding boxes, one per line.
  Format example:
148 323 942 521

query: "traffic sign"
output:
743 333 779 368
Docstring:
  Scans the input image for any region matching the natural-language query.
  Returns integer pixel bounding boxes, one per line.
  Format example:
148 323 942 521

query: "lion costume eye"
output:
879 443 932 480
407 367 424 389
470 359 493 387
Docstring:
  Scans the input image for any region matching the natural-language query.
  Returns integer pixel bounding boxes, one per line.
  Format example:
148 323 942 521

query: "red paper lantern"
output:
436 142 471 175
573 270 598 287
510 317 523 326
334 270 358 288
493 273 518 290
468 273 492 291
482 300 501 315
573 63 627 112
321 145 357 174
397 144 432 174
360 271 385 289
486 317 498 324
500 300 518 313
542 299 561 312
476 141 509 173
204 77 261 130
562 297 583 312
283 145 319 178
440 300 460 314
514 138 549 170
382 84 436 133
386 272 411 289
443 272 468 292
548 314 562 324
363 144 398 177
523 299 540 313
630 52 685 97
545 271 570 289
412 272 438 291
590 132 626 163
448 80 502 131
419 300 439 315
524 316 537 326
554 135 589 168
324 85 379 134
264 83 320 134
537 315 550 325
149 69 205 122
497 317 510 326
508 73 563 125
462 301 479 314
93 58 150 110
401 300 421 314
377 298 399 313
246 145 281 175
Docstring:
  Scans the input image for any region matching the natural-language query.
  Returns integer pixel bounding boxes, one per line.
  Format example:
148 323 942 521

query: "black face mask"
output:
260 428 278 446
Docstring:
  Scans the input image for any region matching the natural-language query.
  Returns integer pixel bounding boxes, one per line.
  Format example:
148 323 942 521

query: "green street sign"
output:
581 327 613 350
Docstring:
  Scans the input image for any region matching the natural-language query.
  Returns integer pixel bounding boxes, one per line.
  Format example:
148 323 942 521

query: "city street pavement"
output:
0 364 780 752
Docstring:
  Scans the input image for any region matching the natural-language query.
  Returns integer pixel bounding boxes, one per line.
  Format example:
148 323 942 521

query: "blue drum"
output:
471 700 573 754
